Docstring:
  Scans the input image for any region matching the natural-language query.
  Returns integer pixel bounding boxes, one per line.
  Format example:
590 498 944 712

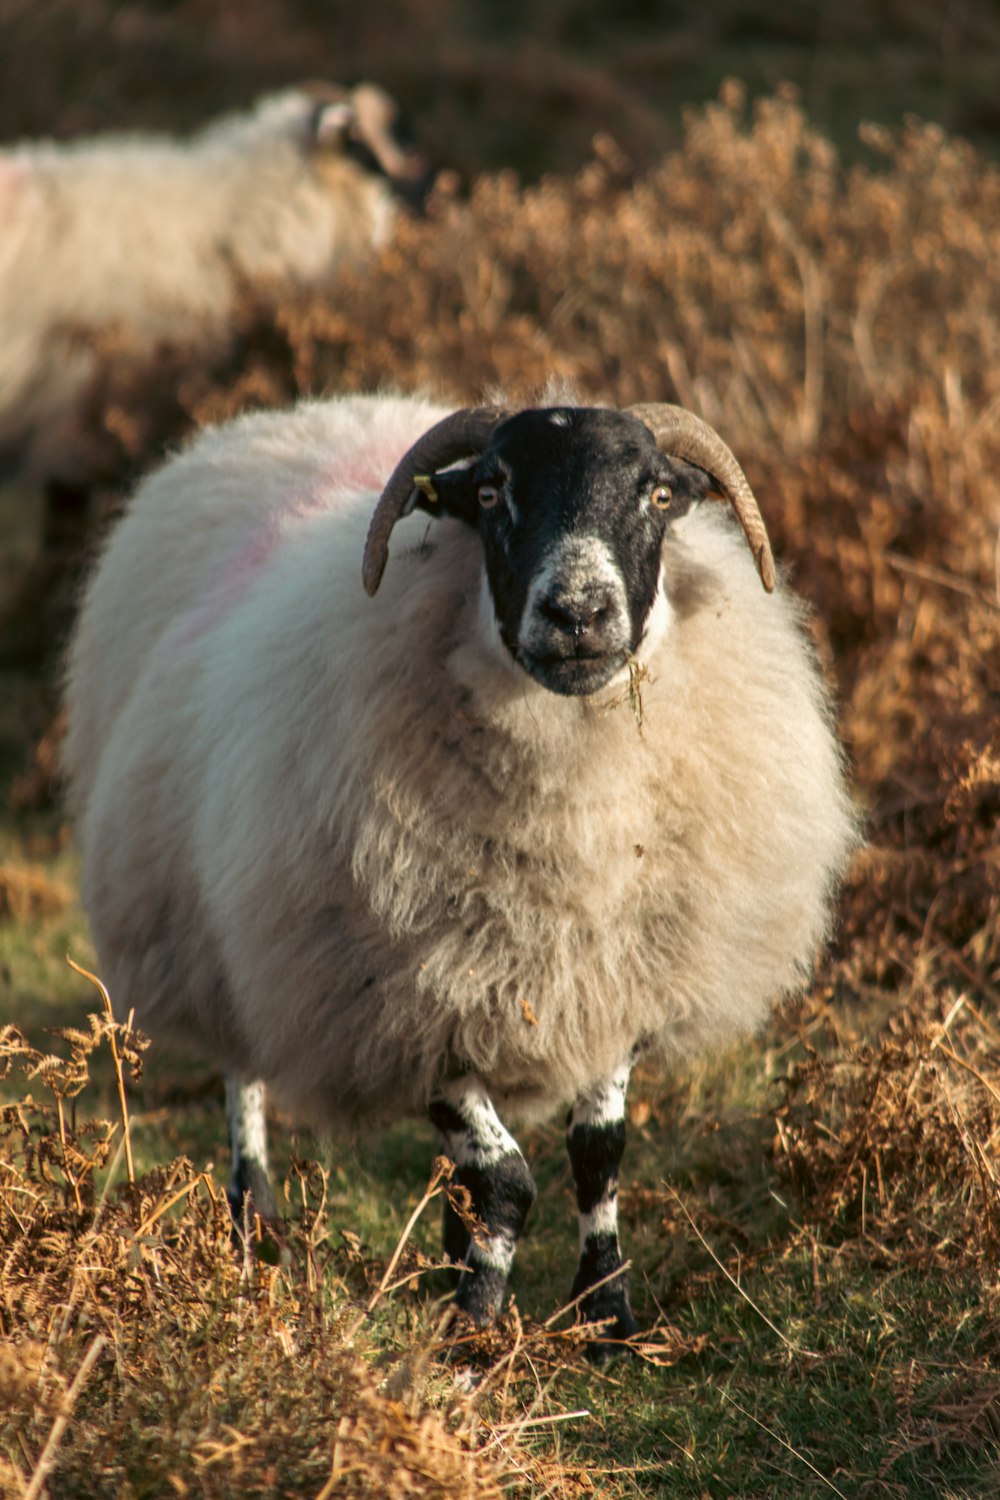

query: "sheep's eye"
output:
478 484 502 509
649 484 672 510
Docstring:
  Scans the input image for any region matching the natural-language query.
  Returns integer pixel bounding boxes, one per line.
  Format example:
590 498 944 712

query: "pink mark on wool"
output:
171 516 283 650
0 154 31 217
168 461 388 652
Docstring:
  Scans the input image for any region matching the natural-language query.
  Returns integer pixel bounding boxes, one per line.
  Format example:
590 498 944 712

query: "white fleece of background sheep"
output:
0 91 399 476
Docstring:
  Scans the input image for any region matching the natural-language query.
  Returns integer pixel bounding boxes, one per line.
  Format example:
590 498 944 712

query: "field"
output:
2 3 999 1497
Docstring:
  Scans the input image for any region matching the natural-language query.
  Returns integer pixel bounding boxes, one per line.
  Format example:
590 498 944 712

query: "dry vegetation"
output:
0 1009 507 1499
1 993 703 1499
2 47 999 1500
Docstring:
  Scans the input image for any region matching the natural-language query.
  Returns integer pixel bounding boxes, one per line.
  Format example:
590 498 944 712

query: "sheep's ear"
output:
673 461 726 508
410 468 480 529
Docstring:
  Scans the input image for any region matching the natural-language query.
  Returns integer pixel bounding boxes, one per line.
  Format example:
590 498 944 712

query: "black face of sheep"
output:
362 402 776 694
421 408 715 695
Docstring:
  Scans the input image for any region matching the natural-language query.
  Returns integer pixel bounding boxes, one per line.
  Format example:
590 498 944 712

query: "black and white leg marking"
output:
225 1076 278 1224
567 1062 638 1358
429 1077 536 1325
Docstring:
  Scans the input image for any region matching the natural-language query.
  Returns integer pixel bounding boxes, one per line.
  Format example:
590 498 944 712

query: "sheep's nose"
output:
539 593 611 640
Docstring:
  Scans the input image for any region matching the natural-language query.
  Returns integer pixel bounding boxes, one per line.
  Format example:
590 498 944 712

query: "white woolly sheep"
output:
64 392 859 1357
0 84 428 504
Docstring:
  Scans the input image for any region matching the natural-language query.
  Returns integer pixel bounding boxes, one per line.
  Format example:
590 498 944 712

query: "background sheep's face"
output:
305 83 433 211
434 408 714 696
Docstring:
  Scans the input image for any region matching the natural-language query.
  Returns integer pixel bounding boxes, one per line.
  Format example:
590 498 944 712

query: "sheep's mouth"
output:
517 648 625 697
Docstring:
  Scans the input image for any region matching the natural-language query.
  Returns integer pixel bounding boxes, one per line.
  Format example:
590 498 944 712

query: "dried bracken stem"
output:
67 956 135 1184
344 1156 455 1341
484 1407 591 1442
722 1394 849 1498
882 549 1000 611
762 201 825 450
136 1168 218 1238
664 1185 818 1357
540 1259 635 1332
21 1333 106 1500
54 1095 83 1213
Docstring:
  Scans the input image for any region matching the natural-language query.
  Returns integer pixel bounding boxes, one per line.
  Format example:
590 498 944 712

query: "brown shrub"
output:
0 1021 515 1498
1 1011 707 1496
774 991 1000 1269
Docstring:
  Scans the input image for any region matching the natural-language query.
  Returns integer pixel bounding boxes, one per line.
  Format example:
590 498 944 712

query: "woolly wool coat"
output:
65 395 859 1126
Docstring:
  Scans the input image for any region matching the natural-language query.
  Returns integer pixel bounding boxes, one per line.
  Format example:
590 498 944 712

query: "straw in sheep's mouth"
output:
516 648 625 697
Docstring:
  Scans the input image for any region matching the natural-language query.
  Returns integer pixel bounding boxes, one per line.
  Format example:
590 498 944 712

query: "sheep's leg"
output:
567 1062 638 1359
225 1076 278 1224
430 1077 536 1325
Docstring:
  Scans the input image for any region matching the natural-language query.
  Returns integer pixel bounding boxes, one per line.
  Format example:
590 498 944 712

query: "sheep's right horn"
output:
349 83 426 186
362 407 510 595
628 403 776 592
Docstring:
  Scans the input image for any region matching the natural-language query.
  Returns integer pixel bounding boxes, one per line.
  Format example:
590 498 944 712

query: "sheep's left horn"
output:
363 406 510 595
350 83 427 186
628 403 776 592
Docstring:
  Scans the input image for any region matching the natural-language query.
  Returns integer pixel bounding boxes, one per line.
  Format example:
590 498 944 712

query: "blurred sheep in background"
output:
0 81 430 559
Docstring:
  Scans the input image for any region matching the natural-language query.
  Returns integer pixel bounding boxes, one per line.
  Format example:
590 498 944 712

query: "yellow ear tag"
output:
412 473 438 504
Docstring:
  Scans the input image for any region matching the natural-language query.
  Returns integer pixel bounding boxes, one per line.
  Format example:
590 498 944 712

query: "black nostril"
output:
540 595 610 638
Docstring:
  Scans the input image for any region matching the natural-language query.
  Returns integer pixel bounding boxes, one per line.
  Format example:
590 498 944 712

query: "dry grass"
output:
0 1012 710 1499
0 864 72 922
0 1016 499 1499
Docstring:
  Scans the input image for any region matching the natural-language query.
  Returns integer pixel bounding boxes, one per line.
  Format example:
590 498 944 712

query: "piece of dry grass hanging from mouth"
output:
626 652 648 733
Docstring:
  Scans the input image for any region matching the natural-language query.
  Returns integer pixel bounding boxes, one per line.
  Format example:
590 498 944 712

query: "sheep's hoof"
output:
227 1171 285 1263
227 1204 286 1264
453 1264 509 1326
576 1288 639 1365
585 1326 638 1365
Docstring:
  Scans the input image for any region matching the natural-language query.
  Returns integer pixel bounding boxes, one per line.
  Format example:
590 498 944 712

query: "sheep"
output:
0 83 428 547
63 392 859 1357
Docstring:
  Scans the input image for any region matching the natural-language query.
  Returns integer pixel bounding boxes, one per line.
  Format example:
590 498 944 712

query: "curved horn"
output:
350 83 421 182
362 406 510 596
628 403 775 592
